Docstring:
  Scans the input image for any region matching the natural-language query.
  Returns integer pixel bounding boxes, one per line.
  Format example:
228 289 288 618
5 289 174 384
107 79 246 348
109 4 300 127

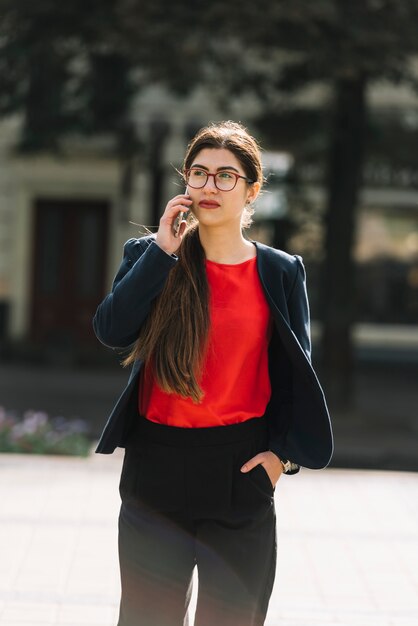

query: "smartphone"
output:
173 188 189 237
173 211 185 238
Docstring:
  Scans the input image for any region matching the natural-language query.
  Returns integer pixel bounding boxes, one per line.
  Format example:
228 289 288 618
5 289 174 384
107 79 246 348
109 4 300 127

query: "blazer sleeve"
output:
287 255 312 363
93 238 178 349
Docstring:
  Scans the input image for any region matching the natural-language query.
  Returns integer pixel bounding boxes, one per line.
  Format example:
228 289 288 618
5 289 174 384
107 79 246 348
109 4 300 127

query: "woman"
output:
93 121 333 626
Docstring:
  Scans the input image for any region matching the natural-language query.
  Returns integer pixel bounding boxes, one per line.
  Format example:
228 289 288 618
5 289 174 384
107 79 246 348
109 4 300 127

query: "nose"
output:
204 174 218 192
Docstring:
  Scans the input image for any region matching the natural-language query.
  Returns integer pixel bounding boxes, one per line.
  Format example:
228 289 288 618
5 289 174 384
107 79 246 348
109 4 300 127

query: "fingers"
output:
163 195 192 217
155 194 193 255
240 451 284 489
240 452 267 473
240 451 283 473
159 197 192 231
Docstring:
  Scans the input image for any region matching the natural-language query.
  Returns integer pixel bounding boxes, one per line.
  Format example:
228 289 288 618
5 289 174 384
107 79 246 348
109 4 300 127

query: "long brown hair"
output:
122 121 263 402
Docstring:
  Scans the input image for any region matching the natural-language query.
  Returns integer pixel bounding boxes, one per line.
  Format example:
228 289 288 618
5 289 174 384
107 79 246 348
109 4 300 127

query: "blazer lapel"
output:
253 241 314 377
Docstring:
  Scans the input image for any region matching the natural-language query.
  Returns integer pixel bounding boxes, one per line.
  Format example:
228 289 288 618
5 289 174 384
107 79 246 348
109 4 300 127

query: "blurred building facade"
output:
0 81 417 364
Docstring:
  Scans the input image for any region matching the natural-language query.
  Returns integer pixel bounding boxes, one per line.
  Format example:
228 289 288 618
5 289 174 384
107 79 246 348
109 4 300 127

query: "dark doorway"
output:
31 198 109 353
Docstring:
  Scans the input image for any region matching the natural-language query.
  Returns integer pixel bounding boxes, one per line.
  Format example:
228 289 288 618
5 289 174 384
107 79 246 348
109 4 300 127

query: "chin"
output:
193 208 217 222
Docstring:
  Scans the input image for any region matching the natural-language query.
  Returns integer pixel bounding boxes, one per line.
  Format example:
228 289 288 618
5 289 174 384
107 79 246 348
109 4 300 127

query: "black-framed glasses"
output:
184 168 255 192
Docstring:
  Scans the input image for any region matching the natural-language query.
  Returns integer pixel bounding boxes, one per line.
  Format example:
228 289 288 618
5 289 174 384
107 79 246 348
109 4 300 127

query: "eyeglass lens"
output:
186 169 237 191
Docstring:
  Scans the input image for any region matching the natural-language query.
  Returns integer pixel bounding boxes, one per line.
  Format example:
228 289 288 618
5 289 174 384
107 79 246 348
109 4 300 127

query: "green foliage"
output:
0 0 137 150
1 0 417 150
194 0 418 103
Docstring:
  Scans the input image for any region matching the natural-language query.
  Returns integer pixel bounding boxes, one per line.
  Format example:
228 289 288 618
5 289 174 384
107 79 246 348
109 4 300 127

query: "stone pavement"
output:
0 451 417 626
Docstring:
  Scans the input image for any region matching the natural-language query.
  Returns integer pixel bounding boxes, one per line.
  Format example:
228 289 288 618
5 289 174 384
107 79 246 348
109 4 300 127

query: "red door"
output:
31 198 109 347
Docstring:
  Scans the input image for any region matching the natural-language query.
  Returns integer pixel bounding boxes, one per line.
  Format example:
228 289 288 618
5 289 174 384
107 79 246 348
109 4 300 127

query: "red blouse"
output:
139 255 273 427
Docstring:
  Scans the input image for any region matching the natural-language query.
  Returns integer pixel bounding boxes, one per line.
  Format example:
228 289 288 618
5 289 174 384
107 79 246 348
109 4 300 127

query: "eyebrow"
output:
190 164 240 173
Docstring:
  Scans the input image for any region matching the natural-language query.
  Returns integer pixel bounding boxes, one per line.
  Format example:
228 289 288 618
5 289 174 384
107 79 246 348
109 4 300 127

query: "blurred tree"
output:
1 0 418 405
0 1 132 146
0 0 212 215
200 0 418 406
0 0 140 217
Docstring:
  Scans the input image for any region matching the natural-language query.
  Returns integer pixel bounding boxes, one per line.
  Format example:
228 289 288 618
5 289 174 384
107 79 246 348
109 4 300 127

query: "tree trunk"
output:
117 120 140 222
149 119 171 227
321 75 367 408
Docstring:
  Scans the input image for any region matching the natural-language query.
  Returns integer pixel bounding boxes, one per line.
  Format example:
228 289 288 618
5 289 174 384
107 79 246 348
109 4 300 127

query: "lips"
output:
198 200 220 209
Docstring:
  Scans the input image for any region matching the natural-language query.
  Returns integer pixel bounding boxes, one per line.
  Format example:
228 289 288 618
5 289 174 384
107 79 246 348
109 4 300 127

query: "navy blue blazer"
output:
93 235 333 469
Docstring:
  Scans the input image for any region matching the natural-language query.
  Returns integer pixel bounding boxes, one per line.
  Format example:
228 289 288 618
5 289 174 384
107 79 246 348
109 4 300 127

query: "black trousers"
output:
117 414 277 626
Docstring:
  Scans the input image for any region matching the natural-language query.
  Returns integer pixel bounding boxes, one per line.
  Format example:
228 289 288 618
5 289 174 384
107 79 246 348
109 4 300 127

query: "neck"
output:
198 224 256 264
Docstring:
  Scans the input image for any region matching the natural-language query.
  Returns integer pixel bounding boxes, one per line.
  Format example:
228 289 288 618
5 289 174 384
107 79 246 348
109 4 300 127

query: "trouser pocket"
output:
231 438 275 522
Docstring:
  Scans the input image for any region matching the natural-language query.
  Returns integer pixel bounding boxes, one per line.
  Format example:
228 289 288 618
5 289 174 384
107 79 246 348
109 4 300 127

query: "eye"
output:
217 171 235 180
191 169 206 177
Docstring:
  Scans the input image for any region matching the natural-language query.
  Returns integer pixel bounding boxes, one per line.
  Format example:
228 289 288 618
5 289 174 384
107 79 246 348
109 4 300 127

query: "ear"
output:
246 181 261 204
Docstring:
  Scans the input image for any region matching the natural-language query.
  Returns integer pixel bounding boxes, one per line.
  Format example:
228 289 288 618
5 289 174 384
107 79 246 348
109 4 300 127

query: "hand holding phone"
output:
173 187 190 238
156 190 192 256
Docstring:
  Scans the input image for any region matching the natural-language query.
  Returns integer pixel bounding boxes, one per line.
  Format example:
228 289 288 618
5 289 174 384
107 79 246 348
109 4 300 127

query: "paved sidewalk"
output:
0 451 417 626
